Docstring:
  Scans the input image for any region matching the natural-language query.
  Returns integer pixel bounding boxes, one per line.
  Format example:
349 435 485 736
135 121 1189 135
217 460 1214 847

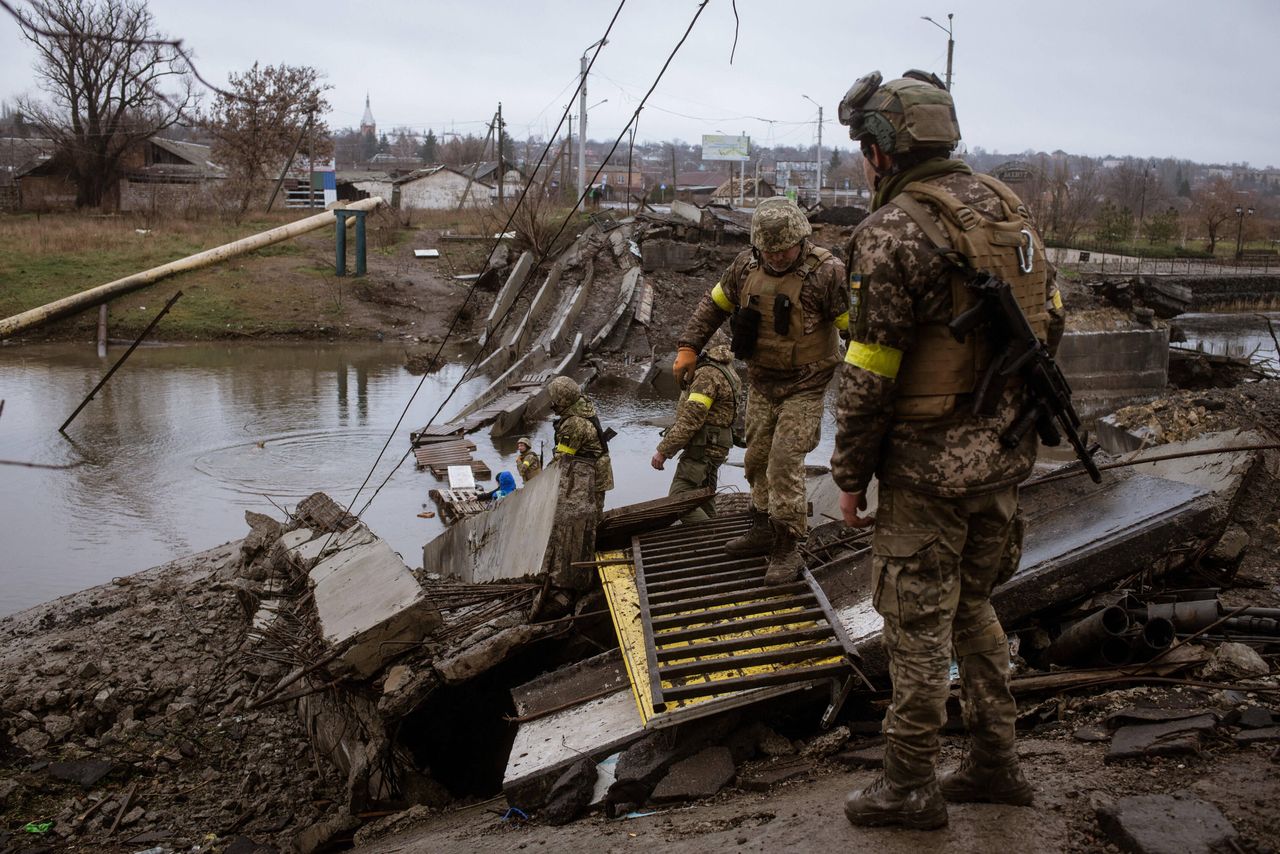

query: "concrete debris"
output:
541 757 597 826
47 757 115 787
1205 523 1249 568
738 756 814 791
799 725 850 758
1096 793 1238 854
1233 727 1280 745
1201 642 1270 680
1235 706 1276 728
434 623 553 683
832 744 885 769
1106 713 1218 762
650 746 736 803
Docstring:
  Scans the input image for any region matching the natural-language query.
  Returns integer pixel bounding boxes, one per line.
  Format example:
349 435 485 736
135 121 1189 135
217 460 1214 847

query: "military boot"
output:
939 754 1034 806
843 775 948 830
763 521 803 585
724 506 772 557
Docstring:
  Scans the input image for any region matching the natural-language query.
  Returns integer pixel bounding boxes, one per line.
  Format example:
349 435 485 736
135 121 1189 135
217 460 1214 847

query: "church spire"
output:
360 92 376 136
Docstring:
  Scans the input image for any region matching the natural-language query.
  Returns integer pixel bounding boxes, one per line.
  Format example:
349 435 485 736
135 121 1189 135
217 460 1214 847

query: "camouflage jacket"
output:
657 359 740 463
516 449 542 482
831 169 1066 498
678 243 850 401
553 396 615 493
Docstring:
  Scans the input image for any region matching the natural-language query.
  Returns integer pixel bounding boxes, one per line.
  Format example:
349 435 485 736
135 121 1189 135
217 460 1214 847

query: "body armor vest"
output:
889 174 1050 420
738 246 839 371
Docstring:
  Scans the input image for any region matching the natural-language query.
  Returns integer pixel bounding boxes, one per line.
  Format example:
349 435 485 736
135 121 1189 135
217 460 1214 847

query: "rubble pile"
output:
1107 383 1280 447
0 540 342 852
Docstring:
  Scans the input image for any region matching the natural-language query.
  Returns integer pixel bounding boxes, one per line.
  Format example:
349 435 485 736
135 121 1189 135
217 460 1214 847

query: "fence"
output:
1047 245 1278 277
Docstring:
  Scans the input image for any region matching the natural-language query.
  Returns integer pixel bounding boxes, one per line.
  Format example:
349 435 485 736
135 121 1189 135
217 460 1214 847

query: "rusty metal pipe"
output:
1047 606 1131 666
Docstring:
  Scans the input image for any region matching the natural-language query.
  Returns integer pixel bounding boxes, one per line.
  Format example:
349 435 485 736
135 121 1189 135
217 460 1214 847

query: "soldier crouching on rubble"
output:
673 197 849 584
831 70 1065 830
548 376 615 515
651 335 742 524
516 437 542 483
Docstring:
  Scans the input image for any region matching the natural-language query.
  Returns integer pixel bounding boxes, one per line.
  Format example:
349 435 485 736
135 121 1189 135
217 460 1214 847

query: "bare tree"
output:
1046 159 1103 245
202 62 331 213
1191 176 1236 253
15 0 194 208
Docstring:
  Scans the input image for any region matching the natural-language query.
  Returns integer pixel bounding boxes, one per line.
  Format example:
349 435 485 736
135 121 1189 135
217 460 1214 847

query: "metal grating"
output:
628 512 863 719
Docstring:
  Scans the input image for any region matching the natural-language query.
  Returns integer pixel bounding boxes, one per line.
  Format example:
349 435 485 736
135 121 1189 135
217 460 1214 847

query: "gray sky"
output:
1 0 1276 168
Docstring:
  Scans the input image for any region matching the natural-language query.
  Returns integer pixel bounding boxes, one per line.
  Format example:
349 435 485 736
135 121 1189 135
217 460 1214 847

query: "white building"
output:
394 166 492 209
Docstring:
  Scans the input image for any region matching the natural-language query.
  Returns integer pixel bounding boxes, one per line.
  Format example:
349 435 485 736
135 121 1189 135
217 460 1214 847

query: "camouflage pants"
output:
743 389 823 538
872 481 1023 788
668 452 723 524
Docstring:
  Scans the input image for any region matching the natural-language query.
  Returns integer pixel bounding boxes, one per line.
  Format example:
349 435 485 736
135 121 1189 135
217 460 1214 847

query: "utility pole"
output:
922 13 955 90
802 95 823 206
578 38 607 200
496 101 504 206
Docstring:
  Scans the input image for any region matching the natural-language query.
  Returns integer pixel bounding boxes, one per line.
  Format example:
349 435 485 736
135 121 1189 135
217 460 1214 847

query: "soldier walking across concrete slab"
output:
674 197 849 585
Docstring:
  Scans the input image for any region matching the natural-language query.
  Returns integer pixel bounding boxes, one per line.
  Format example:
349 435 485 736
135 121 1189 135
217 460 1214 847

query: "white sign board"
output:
414 249 440 258
447 465 476 489
702 134 750 162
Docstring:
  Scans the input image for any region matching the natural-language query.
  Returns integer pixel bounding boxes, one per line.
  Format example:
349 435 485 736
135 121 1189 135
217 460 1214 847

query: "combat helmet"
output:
751 197 811 252
547 376 581 413
838 70 961 155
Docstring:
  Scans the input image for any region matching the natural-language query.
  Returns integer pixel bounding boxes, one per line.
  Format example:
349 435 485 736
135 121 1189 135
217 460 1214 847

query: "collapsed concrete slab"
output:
814 436 1263 679
1057 326 1170 419
307 525 442 677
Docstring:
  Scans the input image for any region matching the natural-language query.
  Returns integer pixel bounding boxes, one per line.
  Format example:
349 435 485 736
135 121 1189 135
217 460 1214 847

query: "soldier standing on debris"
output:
548 376 615 514
831 70 1065 830
515 437 542 483
674 197 849 584
651 337 742 524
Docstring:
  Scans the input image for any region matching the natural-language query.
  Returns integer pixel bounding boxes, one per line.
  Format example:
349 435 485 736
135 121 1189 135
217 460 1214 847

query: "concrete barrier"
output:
1056 326 1170 419
478 251 534 347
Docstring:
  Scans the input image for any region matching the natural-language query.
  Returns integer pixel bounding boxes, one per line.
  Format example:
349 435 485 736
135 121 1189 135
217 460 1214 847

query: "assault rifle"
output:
949 274 1102 483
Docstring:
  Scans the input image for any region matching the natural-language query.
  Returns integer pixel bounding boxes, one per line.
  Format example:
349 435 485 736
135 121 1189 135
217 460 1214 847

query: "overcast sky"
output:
1 0 1275 168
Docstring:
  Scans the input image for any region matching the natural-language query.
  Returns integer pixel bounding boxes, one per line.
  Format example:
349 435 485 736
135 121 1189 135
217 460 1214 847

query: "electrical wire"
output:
347 0 714 521
326 0 631 533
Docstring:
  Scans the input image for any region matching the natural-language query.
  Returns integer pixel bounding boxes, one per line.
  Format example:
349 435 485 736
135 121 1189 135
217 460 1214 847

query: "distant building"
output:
711 176 776 204
394 165 491 209
15 136 224 211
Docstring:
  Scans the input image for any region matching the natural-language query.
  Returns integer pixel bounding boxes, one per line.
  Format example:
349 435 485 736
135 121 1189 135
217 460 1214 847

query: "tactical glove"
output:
673 347 698 387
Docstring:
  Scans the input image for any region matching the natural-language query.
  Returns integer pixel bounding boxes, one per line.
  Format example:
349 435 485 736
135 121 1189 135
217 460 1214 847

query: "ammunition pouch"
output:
773 294 793 335
688 423 733 461
731 302 761 360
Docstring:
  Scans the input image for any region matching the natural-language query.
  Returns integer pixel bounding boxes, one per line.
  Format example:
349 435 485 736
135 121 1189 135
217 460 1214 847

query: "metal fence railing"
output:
1046 245 1278 277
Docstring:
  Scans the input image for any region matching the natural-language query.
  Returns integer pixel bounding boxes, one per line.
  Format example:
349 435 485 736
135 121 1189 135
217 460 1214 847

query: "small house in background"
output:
14 135 224 212
0 137 56 211
711 176 776 206
118 138 224 212
460 161 529 202
336 170 395 205
394 165 492 210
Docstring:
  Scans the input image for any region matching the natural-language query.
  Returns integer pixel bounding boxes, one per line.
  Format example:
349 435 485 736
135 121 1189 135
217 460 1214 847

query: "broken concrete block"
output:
650 746 736 803
1096 793 1237 854
756 725 797 758
1106 714 1217 762
434 624 551 684
295 492 358 533
1205 524 1249 568
42 714 74 741
382 665 413 695
1235 707 1276 729
0 777 18 807
240 511 282 562
1202 642 1269 680
641 239 701 273
295 809 361 854
309 533 441 678
541 757 596 826
607 729 681 809
1233 726 1280 746
739 757 813 791
833 744 885 769
47 758 114 787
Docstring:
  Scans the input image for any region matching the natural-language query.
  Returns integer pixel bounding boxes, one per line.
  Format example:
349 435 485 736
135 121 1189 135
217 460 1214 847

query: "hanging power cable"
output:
347 0 714 522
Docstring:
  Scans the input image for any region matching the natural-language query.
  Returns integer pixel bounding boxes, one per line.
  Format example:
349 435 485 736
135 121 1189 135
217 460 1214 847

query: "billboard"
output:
701 134 750 162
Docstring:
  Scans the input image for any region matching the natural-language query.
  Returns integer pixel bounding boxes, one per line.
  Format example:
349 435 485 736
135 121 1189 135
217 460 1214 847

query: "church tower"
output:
359 93 376 138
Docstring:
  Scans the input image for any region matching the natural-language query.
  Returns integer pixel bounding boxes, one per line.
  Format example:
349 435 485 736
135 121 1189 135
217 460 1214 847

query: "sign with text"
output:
701 134 750 162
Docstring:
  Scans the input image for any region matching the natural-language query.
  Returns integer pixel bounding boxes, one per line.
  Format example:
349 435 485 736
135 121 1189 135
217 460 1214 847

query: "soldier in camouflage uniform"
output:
651 340 741 524
832 71 1066 830
515 437 542 483
548 376 614 514
674 198 849 584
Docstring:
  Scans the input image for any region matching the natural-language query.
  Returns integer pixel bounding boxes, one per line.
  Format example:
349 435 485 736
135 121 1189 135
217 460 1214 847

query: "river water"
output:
2 311 1269 618
0 343 756 617
1173 311 1280 364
